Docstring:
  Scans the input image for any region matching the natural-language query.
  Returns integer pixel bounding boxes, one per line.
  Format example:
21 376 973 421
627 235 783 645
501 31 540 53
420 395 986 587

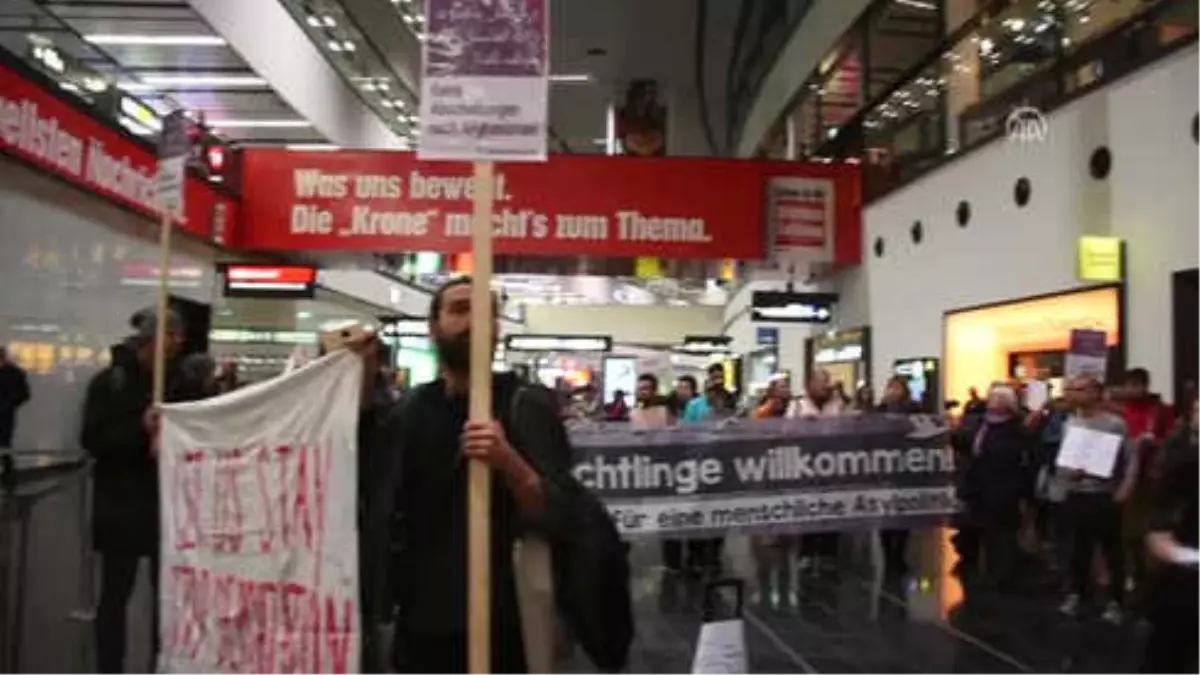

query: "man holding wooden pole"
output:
412 1 552 672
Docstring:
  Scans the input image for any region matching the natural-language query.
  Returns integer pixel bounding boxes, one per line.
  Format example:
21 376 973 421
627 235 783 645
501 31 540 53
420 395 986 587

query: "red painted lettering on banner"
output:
212 449 245 554
173 451 204 550
166 565 355 673
254 445 276 554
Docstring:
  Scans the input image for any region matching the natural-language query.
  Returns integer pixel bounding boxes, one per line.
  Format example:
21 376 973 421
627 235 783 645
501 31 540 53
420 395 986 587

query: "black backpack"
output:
508 386 634 672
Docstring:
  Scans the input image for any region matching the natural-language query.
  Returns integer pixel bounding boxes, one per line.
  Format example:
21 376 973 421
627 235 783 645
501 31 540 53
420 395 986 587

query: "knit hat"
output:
129 306 184 344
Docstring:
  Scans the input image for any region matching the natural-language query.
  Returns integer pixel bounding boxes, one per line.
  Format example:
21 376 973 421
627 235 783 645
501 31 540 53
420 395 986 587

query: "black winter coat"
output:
953 416 1033 528
80 343 178 554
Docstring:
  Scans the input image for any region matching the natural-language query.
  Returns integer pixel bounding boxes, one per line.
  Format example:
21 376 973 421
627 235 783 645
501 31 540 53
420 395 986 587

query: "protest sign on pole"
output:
1064 328 1108 381
419 1 549 671
157 351 364 673
152 110 191 405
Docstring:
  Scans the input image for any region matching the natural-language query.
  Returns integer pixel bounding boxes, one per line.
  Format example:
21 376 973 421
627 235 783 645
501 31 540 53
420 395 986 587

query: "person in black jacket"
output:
1139 399 1198 673
877 376 923 575
363 278 579 673
0 347 30 448
952 383 1034 587
80 307 183 673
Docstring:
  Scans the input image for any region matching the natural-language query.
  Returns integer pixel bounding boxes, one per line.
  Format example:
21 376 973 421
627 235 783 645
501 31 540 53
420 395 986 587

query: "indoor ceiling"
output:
0 0 326 145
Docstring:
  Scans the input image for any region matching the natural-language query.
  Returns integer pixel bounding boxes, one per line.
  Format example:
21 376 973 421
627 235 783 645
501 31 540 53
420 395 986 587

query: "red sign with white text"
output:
0 61 236 241
236 149 861 262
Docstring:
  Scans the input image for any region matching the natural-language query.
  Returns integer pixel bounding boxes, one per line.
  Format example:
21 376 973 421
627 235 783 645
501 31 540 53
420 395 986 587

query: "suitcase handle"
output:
702 578 745 621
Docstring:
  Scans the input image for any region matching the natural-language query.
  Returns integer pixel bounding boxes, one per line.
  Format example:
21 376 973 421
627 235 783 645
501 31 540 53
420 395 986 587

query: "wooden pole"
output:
151 210 174 406
467 159 495 674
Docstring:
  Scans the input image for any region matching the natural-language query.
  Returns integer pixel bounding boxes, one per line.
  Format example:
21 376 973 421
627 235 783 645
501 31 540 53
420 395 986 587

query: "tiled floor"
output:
10 483 1153 675
608 531 1148 674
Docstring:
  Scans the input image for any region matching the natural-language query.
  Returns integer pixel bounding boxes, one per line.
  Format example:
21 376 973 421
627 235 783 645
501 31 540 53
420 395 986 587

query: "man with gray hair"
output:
81 306 184 673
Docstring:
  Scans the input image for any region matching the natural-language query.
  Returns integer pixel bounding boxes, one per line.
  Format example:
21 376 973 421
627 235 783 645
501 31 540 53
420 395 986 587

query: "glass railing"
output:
725 0 816 150
810 0 1196 201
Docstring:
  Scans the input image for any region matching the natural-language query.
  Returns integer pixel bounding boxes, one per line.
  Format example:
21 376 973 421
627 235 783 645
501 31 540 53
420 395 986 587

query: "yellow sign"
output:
1078 236 1123 281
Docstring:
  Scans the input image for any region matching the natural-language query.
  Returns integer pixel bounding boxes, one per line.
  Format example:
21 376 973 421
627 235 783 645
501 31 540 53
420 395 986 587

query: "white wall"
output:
859 46 1198 398
188 0 403 150
0 159 218 450
1108 47 1200 395
523 304 722 346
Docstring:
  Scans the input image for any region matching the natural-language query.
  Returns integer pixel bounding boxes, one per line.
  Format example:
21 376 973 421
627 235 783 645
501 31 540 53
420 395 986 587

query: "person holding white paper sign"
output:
1057 376 1138 624
1140 398 1198 673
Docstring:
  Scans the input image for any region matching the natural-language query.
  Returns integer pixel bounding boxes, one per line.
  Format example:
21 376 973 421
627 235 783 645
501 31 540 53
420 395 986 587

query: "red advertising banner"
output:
0 60 236 241
236 148 861 262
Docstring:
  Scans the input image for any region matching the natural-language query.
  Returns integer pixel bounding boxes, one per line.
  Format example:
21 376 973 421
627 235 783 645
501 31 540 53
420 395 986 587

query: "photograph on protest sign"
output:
567 415 957 537
157 351 363 674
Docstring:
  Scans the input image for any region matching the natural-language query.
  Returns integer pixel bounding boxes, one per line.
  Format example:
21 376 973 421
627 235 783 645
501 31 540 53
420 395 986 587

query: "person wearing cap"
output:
80 306 184 673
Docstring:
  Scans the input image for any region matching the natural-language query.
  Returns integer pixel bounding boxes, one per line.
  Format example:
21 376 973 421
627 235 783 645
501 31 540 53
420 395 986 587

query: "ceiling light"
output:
549 73 592 83
307 15 336 28
208 119 313 128
328 40 343 52
285 143 341 151
1003 18 1027 32
85 34 227 46
895 0 937 9
342 40 356 52
140 74 267 87
82 76 108 93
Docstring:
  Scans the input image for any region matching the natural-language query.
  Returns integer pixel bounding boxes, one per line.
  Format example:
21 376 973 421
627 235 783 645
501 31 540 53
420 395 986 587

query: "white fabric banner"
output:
158 350 363 673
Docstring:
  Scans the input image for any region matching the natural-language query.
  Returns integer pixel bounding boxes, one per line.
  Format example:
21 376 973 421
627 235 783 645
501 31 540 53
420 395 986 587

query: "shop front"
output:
943 284 1123 404
806 326 872 395
0 54 236 449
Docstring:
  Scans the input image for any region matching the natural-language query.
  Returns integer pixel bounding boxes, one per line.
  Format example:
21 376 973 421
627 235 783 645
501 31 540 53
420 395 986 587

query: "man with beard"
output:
364 277 575 673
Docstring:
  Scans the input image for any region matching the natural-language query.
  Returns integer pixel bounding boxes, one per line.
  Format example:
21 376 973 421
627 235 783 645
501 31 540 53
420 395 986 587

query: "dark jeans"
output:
664 538 724 573
982 523 1019 584
393 630 527 674
881 529 910 574
95 550 158 674
1067 492 1125 603
1140 569 1199 673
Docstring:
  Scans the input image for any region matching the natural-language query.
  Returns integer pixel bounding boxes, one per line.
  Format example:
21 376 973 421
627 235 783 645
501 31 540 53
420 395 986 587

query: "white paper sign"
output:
1056 422 1123 479
158 350 363 673
691 619 747 674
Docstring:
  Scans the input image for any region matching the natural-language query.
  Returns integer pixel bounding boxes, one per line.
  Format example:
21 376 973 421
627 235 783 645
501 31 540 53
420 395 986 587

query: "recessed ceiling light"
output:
285 144 341 151
139 74 267 87
208 119 313 128
85 34 227 46
342 40 356 52
549 73 592 83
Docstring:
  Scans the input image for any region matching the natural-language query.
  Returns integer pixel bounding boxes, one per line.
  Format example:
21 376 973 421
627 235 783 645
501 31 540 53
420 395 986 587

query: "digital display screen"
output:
222 264 317 299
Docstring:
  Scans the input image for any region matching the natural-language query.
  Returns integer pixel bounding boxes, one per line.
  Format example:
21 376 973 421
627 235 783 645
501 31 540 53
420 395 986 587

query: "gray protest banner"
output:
567 415 958 537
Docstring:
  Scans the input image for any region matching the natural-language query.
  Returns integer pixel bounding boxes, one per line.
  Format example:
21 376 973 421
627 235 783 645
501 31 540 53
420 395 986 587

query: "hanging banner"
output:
419 0 549 161
158 351 363 673
0 58 235 239
235 148 861 261
567 415 956 537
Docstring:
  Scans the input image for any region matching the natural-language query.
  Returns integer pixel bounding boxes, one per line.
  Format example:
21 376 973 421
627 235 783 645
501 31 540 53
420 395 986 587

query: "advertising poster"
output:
419 0 549 161
158 352 363 673
766 176 835 264
235 148 861 261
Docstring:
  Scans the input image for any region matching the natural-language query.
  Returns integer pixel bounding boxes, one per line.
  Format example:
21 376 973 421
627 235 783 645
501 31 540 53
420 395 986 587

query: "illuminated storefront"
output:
943 284 1122 402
